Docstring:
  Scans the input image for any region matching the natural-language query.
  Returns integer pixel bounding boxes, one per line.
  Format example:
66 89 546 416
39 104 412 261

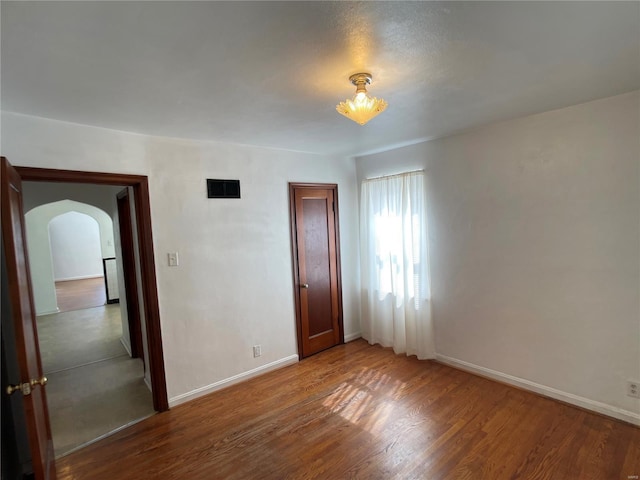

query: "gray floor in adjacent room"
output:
37 305 155 457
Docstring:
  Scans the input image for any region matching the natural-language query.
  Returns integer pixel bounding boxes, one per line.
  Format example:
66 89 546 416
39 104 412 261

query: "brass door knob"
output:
30 376 47 388
6 377 47 396
301 283 309 289
7 384 22 395
6 382 31 396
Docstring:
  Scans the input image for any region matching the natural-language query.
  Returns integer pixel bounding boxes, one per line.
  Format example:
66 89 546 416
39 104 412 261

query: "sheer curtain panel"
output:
360 171 435 359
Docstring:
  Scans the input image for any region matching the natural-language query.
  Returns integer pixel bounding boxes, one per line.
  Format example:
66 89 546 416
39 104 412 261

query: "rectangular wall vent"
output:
207 179 241 199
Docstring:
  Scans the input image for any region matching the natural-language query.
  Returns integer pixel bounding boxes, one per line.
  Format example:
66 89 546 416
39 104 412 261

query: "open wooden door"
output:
117 188 144 361
1 157 56 479
289 183 344 358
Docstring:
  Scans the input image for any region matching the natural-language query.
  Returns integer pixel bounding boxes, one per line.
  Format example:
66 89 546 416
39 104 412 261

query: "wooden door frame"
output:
288 182 344 359
15 166 169 412
116 188 144 361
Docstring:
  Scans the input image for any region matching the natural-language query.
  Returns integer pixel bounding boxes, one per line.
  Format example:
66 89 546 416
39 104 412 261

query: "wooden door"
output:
1 157 56 479
117 188 144 361
289 184 343 358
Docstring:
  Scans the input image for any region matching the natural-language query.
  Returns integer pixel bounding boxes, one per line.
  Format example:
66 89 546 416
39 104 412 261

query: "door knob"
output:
6 377 47 396
30 376 48 388
6 382 31 396
301 283 309 289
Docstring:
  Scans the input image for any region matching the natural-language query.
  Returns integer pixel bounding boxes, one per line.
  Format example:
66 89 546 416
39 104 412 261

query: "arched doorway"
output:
49 211 104 311
25 200 116 315
24 199 154 457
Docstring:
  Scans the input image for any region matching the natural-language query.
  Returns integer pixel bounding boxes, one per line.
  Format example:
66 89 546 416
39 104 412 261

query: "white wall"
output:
2 112 361 404
356 91 640 424
25 200 116 315
49 211 103 281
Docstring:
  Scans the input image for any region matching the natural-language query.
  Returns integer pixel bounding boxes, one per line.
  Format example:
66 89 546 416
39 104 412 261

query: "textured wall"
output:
356 91 640 423
2 112 361 403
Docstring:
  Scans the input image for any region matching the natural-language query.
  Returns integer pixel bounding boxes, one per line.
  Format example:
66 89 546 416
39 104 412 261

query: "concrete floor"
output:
37 305 155 457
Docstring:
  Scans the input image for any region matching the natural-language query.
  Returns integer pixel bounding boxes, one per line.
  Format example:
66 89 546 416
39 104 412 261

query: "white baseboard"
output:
436 354 640 426
344 332 362 343
55 274 103 282
36 307 60 316
169 354 299 408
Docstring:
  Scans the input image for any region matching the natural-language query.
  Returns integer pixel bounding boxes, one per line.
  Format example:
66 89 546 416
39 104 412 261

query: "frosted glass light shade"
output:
336 94 388 126
336 73 388 126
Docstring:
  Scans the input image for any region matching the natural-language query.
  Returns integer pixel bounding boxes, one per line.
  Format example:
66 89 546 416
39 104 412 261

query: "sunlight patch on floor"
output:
322 367 407 435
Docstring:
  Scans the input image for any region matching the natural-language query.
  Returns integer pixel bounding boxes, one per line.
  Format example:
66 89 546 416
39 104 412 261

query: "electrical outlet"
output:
628 381 640 398
253 345 261 358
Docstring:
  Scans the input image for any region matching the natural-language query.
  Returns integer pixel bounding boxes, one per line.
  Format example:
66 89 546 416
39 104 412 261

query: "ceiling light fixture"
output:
336 73 387 126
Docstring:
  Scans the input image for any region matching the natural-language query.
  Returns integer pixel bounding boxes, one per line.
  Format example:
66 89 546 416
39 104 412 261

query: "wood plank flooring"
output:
55 340 640 479
55 277 106 312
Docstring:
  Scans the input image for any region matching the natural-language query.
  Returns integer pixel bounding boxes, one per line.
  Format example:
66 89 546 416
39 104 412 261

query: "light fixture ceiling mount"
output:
336 72 387 126
349 72 372 91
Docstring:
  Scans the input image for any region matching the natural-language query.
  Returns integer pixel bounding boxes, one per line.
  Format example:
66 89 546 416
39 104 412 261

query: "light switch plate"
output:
168 252 179 267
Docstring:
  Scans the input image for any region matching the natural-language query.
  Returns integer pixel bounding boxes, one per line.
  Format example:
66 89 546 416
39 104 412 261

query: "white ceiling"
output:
2 1 639 157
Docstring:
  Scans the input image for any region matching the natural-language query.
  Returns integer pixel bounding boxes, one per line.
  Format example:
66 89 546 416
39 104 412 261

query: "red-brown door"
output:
1 157 56 479
289 184 343 358
117 188 144 362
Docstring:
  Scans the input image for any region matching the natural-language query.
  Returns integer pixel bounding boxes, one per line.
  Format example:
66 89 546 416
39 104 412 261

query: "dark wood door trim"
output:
15 166 169 412
289 183 344 359
116 188 144 360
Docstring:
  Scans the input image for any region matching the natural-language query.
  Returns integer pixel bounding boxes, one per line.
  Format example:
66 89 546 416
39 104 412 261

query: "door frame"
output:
15 166 169 412
116 188 144 361
288 182 344 359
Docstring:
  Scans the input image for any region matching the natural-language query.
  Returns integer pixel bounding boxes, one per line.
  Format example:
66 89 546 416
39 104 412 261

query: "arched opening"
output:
25 199 116 315
48 211 106 310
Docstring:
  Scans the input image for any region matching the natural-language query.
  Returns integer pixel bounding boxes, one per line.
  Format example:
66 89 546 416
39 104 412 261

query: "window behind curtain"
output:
359 170 434 359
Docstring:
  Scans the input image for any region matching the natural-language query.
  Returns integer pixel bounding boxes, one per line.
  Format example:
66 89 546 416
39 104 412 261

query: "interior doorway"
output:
49 210 106 312
14 165 168 412
49 210 104 311
289 183 344 358
1 159 168 478
24 197 153 457
25 200 112 315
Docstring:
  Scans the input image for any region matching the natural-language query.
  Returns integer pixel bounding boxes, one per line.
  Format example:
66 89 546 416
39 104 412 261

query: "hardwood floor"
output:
55 277 106 312
56 340 640 479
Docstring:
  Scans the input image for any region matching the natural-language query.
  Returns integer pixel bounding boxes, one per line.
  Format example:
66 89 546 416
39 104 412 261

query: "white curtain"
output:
360 171 435 359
